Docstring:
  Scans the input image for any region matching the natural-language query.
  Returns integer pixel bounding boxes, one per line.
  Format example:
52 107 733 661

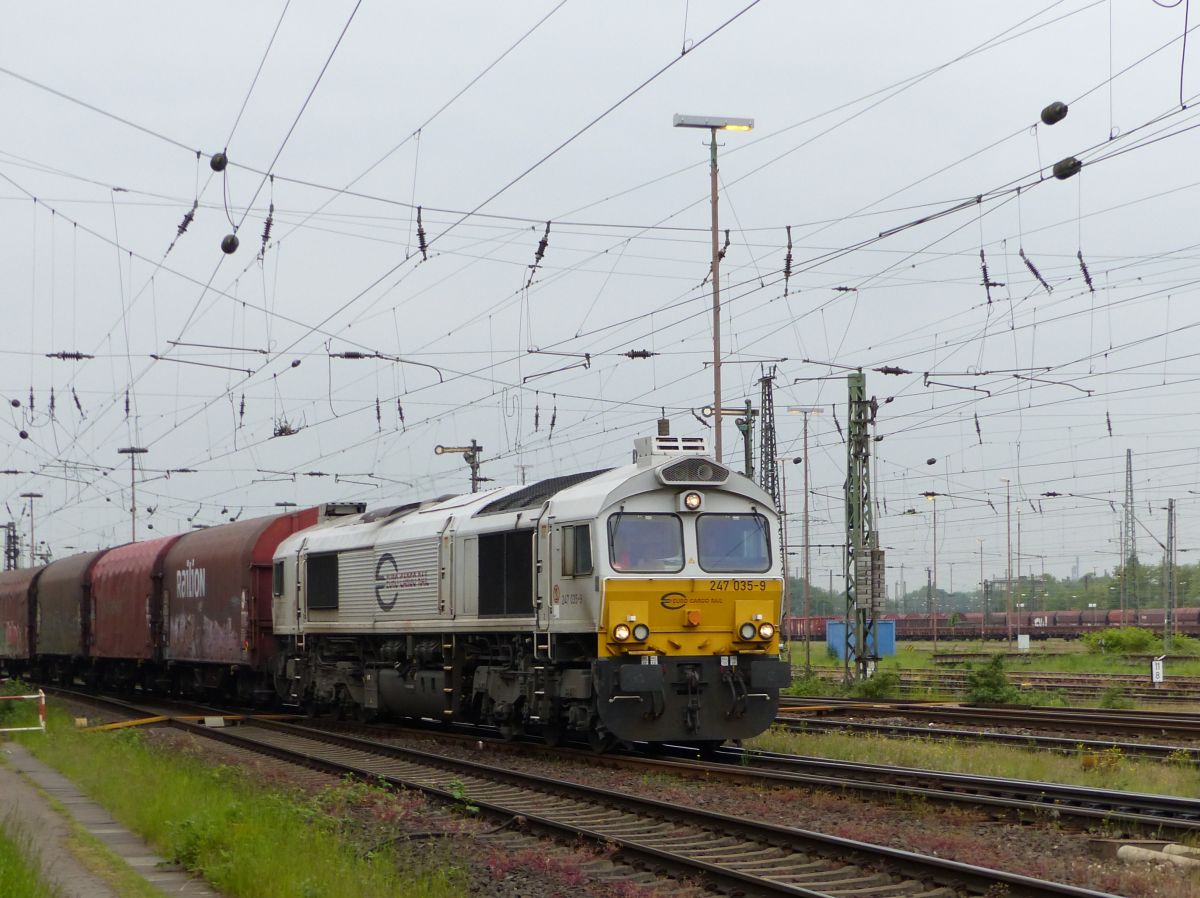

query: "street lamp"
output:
117 448 148 542
674 113 754 464
19 492 42 567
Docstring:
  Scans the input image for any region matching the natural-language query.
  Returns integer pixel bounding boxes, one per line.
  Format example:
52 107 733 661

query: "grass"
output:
18 711 465 898
748 726 1200 798
0 818 59 898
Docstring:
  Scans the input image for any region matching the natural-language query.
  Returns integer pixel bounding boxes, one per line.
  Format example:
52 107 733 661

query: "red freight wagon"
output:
0 567 42 669
1177 608 1200 626
160 509 317 696
35 550 106 661
89 535 182 666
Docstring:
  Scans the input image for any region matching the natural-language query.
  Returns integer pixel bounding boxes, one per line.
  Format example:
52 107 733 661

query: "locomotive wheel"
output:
586 718 616 754
541 722 563 748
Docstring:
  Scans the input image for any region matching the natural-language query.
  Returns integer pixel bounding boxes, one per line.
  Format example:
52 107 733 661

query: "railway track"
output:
780 700 1200 739
812 669 1200 702
41 688 1197 894
180 717 1120 898
52 687 1200 837
777 716 1200 763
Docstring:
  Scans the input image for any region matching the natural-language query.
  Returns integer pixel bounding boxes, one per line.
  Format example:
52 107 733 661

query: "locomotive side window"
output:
478 530 534 616
306 553 339 610
561 524 593 577
272 560 285 596
608 513 683 573
696 514 771 573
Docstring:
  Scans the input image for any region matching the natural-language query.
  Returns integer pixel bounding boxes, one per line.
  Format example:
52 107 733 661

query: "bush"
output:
848 670 900 699
965 655 1020 704
1081 627 1159 655
1098 686 1134 710
1165 634 1200 656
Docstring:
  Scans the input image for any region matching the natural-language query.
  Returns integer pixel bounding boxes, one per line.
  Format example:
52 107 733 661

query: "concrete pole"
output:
709 128 722 464
1005 479 1013 647
931 498 938 652
803 413 812 671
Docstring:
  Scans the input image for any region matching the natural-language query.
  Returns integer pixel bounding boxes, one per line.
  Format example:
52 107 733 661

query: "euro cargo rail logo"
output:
176 560 206 599
660 592 687 610
374 553 431 611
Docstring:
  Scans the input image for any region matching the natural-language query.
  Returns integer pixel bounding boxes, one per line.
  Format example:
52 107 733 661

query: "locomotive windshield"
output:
697 513 771 573
608 513 684 572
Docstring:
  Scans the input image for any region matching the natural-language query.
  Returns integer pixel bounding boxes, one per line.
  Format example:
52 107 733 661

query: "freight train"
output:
785 608 1200 641
0 434 790 749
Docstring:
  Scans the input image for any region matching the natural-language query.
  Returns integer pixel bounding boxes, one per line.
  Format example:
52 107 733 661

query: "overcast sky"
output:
2 1 1198 598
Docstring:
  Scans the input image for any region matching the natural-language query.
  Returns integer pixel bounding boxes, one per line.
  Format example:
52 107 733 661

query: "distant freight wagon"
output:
783 608 1197 641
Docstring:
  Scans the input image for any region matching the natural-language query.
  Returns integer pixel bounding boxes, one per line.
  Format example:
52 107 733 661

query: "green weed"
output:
0 817 59 898
747 728 1200 798
18 714 462 898
964 655 1020 704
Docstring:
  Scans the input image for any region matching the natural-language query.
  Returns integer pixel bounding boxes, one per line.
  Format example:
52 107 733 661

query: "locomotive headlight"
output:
738 622 758 641
683 491 703 511
758 622 775 641
632 623 650 642
613 623 632 642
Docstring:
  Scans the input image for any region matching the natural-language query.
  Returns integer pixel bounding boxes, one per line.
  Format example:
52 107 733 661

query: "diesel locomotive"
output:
271 434 790 749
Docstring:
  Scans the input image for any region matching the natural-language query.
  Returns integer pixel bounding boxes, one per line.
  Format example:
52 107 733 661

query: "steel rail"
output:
777 716 1200 763
173 717 1120 898
781 701 1200 738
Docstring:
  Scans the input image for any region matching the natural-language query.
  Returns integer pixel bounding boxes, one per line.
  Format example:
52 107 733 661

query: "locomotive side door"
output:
438 516 455 618
534 503 551 633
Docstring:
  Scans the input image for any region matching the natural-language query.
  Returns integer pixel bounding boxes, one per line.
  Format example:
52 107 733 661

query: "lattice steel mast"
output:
758 367 779 507
1122 448 1138 619
844 371 883 680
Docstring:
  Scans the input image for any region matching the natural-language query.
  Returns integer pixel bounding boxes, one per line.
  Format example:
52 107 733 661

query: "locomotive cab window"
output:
306 553 339 610
561 524 593 577
608 513 684 573
697 513 770 573
272 560 285 596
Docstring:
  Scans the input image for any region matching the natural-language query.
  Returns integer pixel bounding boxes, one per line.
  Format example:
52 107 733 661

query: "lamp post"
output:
116 448 147 542
674 113 754 464
19 492 42 567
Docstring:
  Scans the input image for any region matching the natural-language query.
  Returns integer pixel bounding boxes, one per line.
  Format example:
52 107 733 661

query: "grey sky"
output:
1 1 1197 595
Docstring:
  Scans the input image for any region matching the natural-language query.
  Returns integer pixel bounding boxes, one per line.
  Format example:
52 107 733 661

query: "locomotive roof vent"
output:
656 456 730 486
321 501 367 519
633 434 708 465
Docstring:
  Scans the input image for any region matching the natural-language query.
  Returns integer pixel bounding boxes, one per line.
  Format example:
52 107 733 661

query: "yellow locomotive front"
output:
590 446 790 747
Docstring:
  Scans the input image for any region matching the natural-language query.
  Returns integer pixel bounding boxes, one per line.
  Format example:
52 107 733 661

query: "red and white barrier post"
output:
0 689 47 733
